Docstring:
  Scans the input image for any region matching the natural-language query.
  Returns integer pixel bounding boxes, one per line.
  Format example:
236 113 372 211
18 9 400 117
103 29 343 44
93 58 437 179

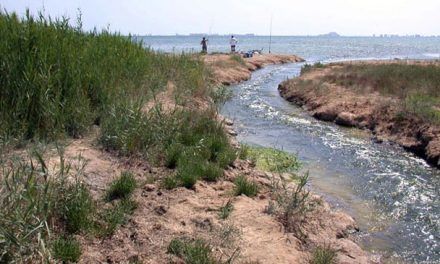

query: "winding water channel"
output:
221 62 440 263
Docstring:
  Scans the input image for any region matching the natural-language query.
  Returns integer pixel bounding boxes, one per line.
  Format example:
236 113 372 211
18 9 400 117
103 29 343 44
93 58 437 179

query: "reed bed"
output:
0 10 205 141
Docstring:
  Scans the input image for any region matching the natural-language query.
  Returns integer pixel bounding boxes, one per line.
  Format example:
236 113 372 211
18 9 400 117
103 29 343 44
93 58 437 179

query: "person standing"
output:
201 37 208 54
230 35 238 53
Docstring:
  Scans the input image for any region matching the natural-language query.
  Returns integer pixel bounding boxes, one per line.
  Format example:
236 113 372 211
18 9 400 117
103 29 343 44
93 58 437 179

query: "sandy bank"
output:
204 53 304 85
278 61 440 167
30 56 376 264
56 126 375 264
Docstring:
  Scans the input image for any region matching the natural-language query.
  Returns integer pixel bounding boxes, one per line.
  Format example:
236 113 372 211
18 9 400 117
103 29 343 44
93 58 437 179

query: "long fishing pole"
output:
269 15 273 54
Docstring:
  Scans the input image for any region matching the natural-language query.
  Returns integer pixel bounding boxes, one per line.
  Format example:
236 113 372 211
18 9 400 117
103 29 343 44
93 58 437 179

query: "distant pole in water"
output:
269 15 273 54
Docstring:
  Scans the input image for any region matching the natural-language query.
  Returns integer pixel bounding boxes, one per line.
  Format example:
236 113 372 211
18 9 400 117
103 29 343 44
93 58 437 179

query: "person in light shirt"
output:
230 35 238 53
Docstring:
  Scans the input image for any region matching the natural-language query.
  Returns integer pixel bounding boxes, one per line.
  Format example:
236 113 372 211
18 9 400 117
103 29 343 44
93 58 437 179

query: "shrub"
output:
52 237 82 263
311 245 337 264
106 171 137 202
167 238 215 264
273 173 310 220
234 176 259 197
268 173 316 240
219 200 234 220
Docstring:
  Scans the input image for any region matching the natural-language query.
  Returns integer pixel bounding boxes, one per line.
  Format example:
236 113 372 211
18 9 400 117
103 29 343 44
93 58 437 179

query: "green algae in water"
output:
241 145 301 173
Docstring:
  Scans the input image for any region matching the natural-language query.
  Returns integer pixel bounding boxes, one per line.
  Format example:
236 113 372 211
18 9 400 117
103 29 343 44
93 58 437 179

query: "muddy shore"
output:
278 61 440 168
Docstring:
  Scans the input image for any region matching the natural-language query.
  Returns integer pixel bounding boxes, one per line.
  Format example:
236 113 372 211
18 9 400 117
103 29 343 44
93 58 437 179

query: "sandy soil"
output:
204 53 304 85
53 130 375 264
278 62 440 167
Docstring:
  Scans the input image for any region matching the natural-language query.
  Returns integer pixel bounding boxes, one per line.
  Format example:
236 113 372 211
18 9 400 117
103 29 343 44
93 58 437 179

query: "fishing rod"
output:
269 15 273 54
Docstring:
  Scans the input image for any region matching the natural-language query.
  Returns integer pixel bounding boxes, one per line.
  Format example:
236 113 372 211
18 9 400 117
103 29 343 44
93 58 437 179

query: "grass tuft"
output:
61 183 95 234
167 238 215 264
52 236 82 263
311 245 337 264
202 163 224 182
106 171 137 202
234 176 259 197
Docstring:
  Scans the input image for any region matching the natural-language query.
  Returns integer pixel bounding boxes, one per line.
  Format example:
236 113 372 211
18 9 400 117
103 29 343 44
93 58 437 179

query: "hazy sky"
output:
2 0 440 36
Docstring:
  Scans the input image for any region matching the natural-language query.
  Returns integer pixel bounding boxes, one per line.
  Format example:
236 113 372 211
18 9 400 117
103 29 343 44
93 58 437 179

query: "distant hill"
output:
318 32 341 37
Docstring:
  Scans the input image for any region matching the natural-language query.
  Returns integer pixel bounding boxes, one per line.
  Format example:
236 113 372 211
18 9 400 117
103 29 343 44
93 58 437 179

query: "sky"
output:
1 0 440 36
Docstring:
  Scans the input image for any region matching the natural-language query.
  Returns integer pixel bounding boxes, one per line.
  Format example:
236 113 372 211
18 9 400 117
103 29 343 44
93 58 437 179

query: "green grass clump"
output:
106 171 137 202
168 238 215 264
243 146 301 173
234 176 259 197
52 237 82 263
217 148 237 169
311 245 337 264
218 200 234 220
165 143 184 169
162 175 179 190
61 183 95 234
202 163 224 182
176 155 204 189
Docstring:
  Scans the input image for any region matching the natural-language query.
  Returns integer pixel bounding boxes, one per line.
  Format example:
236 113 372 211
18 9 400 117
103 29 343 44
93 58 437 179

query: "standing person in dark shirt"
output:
201 37 208 53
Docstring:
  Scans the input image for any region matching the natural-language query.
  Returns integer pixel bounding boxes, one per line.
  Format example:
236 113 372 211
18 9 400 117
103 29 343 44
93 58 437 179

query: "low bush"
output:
106 171 137 202
234 176 259 197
